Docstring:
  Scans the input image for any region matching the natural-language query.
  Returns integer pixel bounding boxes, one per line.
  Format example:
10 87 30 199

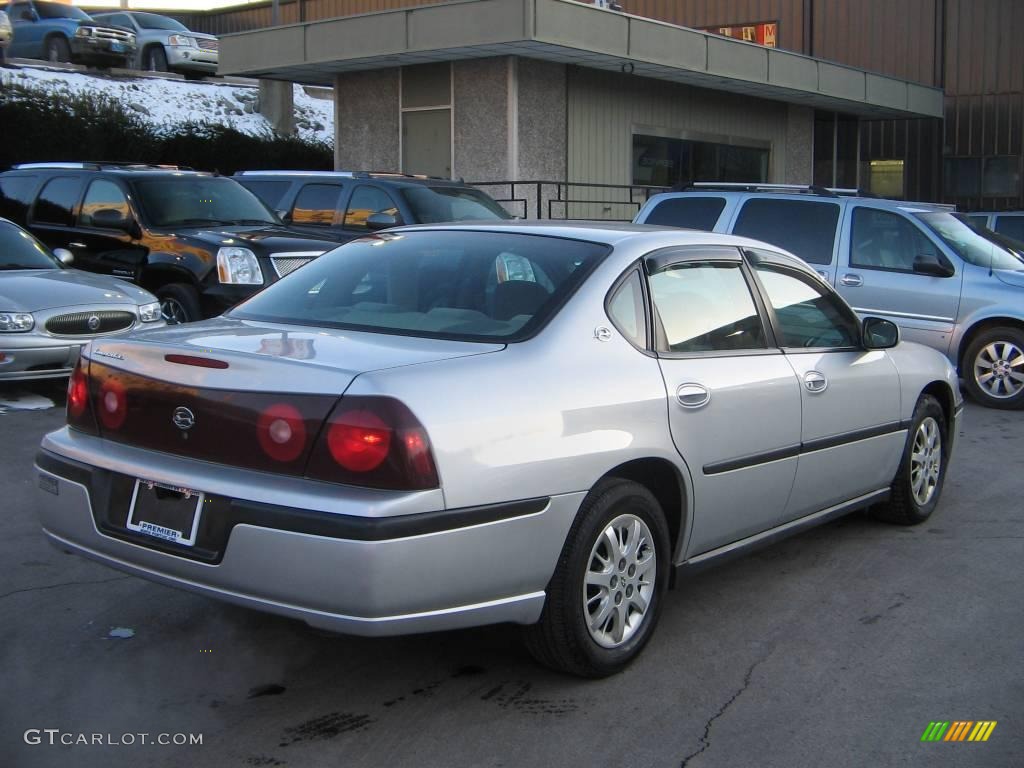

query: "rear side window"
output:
0 175 38 222
995 216 1024 242
733 199 839 265
290 183 343 226
32 177 83 227
237 180 292 211
644 197 726 230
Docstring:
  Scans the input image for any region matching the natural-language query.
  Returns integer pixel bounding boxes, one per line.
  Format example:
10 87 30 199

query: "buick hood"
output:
0 269 154 312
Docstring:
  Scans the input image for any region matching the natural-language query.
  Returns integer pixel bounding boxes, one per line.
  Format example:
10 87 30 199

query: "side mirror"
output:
53 248 74 265
863 317 900 350
366 212 399 231
275 209 291 223
912 253 955 278
91 208 135 233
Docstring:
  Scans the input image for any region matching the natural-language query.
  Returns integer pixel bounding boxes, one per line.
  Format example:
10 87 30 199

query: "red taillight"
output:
307 397 439 490
327 409 392 472
98 377 128 430
257 403 307 463
66 358 98 434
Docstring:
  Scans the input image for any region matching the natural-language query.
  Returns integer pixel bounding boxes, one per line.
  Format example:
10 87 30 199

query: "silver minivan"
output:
636 184 1024 409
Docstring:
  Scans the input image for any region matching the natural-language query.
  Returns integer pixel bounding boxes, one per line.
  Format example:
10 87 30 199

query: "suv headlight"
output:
217 247 264 285
138 301 161 323
167 34 196 47
0 312 34 332
75 27 94 38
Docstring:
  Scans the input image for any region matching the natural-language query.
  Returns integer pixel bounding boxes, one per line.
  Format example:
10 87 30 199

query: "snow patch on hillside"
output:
0 64 334 145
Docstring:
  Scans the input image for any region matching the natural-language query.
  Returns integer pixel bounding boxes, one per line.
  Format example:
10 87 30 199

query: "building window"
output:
632 134 769 187
982 157 1020 197
943 157 982 197
867 160 905 199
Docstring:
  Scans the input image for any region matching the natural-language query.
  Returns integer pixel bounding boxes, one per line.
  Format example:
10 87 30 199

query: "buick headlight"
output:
217 247 263 285
0 312 34 332
138 301 161 323
167 34 197 47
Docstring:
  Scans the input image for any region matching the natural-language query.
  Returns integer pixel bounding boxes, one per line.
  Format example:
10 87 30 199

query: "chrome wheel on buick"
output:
161 298 188 325
973 340 1024 400
910 416 942 506
584 514 657 649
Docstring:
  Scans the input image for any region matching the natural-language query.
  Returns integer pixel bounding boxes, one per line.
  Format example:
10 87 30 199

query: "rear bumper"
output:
34 432 582 636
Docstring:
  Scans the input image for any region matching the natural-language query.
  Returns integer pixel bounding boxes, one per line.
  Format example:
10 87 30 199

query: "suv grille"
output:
198 38 219 51
92 27 135 43
46 310 135 336
271 256 316 278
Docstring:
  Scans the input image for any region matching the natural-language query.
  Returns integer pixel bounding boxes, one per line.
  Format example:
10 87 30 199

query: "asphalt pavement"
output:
1 380 1021 768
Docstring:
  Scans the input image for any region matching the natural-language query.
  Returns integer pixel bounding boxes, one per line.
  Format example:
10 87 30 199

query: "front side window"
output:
290 183 343 226
644 197 726 230
230 231 607 342
32 176 83 227
607 270 647 349
344 186 401 230
647 260 767 353
752 261 860 349
733 198 840 265
401 187 511 223
851 208 939 272
133 177 277 228
80 179 129 228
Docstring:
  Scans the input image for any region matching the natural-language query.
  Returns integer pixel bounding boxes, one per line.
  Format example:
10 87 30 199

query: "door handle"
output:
68 242 87 249
803 371 828 393
840 273 863 287
676 383 711 409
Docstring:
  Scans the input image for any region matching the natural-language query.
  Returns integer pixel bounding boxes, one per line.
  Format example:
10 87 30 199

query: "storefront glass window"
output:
632 134 769 187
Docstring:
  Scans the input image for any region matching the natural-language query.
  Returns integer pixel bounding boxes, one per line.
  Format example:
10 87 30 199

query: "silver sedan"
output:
34 222 960 676
1 218 163 380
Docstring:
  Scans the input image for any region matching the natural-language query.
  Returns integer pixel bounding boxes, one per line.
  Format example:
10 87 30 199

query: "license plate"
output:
126 479 204 546
111 42 126 53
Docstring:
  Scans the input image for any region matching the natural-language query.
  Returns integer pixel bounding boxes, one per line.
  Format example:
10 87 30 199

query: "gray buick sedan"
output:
1 218 163 380
35 222 961 676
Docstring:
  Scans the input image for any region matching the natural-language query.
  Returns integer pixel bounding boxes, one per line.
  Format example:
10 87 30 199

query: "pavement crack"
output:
0 575 131 601
679 656 766 768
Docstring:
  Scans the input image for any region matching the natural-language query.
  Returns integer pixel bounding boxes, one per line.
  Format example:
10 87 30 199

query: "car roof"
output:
649 189 955 213
4 163 219 179
233 171 474 189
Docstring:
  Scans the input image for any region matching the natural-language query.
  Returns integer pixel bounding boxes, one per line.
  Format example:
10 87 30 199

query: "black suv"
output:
0 163 342 323
234 171 512 241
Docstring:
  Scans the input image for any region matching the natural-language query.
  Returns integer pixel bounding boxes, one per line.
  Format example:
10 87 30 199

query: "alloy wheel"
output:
973 340 1024 400
160 298 189 324
910 416 942 506
583 513 657 649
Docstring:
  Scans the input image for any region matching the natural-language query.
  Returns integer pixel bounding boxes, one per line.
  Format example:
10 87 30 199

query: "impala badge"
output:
172 407 196 431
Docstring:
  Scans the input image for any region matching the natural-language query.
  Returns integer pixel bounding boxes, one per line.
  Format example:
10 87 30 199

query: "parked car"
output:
635 184 1024 409
34 222 960 677
4 1 135 67
93 11 217 76
0 162 342 324
0 217 163 380
0 9 12 62
234 171 513 241
965 211 1024 243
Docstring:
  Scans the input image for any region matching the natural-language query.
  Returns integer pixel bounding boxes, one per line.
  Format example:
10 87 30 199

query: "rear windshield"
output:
401 187 512 224
0 221 61 270
917 212 1024 271
643 196 725 230
133 177 277 227
230 230 608 342
733 198 840 265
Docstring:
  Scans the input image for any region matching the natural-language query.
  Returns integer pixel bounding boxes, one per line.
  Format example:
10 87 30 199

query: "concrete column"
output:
784 104 814 184
258 79 294 136
333 70 400 172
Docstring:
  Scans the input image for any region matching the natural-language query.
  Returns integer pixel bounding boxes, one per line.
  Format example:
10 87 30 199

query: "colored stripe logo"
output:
921 721 997 742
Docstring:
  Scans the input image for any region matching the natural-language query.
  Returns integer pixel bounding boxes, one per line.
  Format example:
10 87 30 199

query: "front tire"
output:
873 394 948 525
157 283 201 324
45 36 71 63
145 46 168 72
524 479 670 677
962 326 1024 409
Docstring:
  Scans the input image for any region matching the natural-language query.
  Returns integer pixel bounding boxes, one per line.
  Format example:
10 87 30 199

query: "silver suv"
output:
636 184 1024 409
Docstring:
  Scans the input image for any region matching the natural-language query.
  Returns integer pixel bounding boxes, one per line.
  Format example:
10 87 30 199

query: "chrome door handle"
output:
840 273 863 287
676 383 711 409
803 371 828 393
68 242 87 249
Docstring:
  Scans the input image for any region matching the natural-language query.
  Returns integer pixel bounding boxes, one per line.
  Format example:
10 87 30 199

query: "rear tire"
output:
145 46 168 72
157 283 201 324
962 326 1024 409
45 36 71 63
872 394 948 525
524 479 670 678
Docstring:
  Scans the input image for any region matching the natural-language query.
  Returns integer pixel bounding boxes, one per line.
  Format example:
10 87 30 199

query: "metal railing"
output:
468 180 670 221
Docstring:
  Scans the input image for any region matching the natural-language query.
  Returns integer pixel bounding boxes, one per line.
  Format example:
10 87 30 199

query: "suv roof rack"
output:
11 162 197 172
687 182 841 198
234 170 462 182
